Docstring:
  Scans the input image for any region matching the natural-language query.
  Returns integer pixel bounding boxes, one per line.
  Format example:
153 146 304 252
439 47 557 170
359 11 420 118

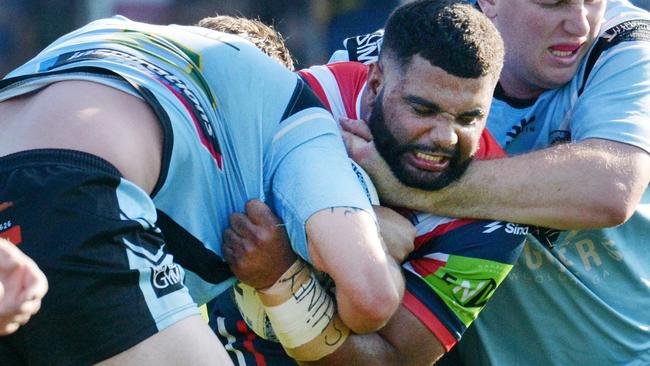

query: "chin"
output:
545 67 581 89
535 75 571 91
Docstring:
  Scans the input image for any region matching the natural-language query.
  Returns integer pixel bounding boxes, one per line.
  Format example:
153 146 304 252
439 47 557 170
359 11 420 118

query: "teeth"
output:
550 49 574 57
415 152 444 162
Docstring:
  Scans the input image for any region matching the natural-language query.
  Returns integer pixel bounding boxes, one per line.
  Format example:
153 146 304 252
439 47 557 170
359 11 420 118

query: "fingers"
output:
222 228 243 265
0 300 38 336
0 321 21 336
0 239 21 272
342 130 378 163
339 117 373 141
0 286 44 336
229 211 257 239
245 200 281 227
20 255 48 302
0 239 48 335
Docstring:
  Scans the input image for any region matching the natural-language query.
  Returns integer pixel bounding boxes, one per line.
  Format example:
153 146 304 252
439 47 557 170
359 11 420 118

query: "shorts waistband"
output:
0 149 121 176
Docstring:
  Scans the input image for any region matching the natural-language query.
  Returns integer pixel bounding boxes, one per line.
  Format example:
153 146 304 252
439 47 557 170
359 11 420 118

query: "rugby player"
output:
208 2 526 365
0 15 402 365
337 0 650 363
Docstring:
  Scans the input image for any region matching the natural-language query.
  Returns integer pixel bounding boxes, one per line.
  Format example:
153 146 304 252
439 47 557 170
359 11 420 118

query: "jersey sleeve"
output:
268 80 377 263
571 33 650 153
401 219 526 351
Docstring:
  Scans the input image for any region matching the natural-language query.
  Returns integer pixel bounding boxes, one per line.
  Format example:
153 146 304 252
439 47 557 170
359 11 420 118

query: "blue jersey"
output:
208 62 526 366
0 16 375 305
457 1 650 364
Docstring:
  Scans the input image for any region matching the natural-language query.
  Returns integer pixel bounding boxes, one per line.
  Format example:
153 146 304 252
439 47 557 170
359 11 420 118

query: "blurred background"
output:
0 0 404 76
2 0 650 77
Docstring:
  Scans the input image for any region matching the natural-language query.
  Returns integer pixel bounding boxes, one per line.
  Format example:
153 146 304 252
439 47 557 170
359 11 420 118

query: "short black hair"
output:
381 0 503 79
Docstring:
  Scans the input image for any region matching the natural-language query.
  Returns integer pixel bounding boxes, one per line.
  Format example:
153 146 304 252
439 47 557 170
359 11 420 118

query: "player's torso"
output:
465 2 650 363
0 16 298 303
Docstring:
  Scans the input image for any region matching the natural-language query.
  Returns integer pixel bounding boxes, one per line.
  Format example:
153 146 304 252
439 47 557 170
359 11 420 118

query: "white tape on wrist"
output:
260 260 336 348
233 282 277 341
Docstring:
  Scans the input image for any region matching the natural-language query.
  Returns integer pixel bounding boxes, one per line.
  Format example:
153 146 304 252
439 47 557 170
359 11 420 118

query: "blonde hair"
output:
198 15 295 70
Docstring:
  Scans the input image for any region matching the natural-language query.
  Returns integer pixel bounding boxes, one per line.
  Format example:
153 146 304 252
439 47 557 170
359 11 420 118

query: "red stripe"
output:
402 291 457 351
236 320 267 366
476 129 506 160
158 78 223 169
408 257 446 278
327 62 368 119
0 225 22 246
414 219 476 250
298 70 332 112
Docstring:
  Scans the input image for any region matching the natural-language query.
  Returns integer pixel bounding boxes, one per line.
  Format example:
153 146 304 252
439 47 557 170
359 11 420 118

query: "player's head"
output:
198 15 295 70
476 0 606 98
364 0 503 190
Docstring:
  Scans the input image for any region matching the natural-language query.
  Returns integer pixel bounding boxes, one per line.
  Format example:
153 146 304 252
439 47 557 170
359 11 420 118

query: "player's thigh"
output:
0 150 202 365
98 315 234 366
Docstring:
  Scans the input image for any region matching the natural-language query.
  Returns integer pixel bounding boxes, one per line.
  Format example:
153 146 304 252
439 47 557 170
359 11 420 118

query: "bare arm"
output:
224 202 404 334
303 306 444 366
341 117 650 229
373 205 415 263
306 207 404 333
223 201 442 365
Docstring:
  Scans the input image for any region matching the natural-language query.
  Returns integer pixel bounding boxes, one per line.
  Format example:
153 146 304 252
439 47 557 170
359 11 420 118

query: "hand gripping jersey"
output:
209 62 526 366
453 1 650 364
0 16 374 306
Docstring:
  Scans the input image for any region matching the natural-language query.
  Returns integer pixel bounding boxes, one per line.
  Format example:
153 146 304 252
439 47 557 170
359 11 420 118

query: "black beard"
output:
367 91 471 190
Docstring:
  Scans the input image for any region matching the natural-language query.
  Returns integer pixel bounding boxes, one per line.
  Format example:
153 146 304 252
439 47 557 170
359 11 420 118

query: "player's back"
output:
0 16 340 303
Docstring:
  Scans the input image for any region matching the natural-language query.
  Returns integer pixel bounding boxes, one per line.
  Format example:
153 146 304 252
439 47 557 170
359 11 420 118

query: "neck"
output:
498 72 545 100
493 83 538 108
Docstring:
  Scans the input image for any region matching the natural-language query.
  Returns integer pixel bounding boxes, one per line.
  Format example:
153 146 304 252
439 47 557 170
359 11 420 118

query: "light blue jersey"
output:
457 1 650 364
0 16 374 305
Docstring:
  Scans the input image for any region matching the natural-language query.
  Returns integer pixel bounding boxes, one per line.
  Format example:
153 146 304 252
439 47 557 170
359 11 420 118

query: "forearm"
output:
307 208 403 333
253 257 436 365
334 252 404 333
299 304 444 366
379 139 649 229
300 333 402 366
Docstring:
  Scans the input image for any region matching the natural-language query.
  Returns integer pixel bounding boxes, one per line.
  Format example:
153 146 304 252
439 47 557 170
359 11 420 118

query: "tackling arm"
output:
223 200 442 365
342 117 650 230
303 306 444 366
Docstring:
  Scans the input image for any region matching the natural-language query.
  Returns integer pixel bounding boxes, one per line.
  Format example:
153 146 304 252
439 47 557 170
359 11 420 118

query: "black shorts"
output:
0 149 198 365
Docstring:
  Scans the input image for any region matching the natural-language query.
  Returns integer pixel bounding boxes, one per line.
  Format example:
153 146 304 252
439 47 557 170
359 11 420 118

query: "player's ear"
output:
365 62 383 112
477 0 498 19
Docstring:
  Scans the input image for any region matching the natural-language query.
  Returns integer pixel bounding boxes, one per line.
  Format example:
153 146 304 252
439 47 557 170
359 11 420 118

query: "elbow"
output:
587 187 638 228
594 200 635 227
341 286 401 334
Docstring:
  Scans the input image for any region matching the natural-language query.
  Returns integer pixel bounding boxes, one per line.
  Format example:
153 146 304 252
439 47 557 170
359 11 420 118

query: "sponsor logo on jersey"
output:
505 223 529 235
0 202 22 245
482 221 503 233
603 19 650 43
48 48 224 168
483 221 529 235
151 263 184 298
549 130 571 145
350 161 379 204
345 30 383 63
441 272 498 307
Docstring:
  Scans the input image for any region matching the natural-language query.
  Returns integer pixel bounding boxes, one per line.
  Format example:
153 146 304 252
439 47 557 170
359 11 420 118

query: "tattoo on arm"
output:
283 263 344 346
